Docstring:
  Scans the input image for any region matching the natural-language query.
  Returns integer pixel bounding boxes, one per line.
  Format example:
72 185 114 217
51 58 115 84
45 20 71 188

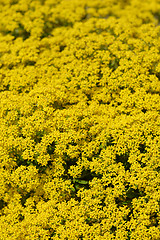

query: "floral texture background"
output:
0 0 160 239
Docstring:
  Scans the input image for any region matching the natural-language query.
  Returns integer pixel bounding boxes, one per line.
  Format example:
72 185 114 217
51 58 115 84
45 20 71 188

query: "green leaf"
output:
70 187 76 192
76 179 89 185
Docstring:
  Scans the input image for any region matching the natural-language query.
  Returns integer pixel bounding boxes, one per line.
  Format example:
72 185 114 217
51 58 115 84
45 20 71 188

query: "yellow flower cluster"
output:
0 0 160 239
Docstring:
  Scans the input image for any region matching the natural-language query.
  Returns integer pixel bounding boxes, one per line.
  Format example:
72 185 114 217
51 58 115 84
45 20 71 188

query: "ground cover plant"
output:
0 0 160 239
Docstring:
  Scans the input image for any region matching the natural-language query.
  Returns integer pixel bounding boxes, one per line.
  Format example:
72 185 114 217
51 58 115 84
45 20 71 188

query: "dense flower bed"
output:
0 0 160 239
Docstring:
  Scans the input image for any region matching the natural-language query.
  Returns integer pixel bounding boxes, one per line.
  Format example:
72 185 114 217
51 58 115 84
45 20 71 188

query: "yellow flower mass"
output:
0 0 160 239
